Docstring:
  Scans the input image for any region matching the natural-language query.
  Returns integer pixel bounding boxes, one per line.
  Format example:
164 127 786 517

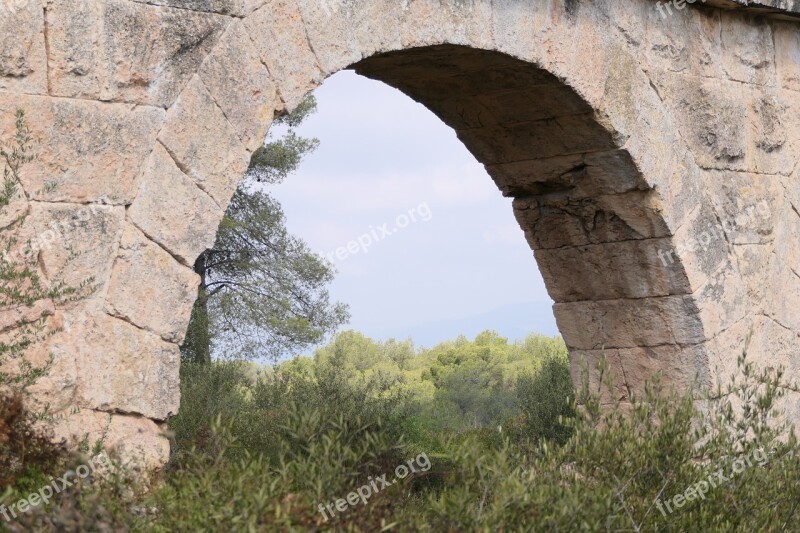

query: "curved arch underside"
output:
352 45 707 402
2 0 799 467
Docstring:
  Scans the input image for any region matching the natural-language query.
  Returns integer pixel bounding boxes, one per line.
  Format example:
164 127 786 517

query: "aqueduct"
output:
2 0 800 467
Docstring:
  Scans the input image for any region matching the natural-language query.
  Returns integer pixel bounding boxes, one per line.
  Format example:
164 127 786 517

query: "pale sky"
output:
269 70 558 348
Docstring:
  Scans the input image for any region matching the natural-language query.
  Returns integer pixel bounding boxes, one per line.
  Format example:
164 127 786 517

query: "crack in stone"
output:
127 209 192 268
156 138 223 211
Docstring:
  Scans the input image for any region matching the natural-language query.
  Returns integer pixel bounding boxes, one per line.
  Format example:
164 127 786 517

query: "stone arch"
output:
350 44 708 403
3 0 800 467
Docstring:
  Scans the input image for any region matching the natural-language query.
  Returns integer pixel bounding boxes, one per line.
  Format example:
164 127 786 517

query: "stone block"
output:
514 189 671 250
645 4 723 78
399 0 493 51
106 223 200 344
13 202 125 297
0 93 165 204
719 11 777 87
51 410 170 473
669 200 732 289
295 0 364 76
569 348 630 405
534 238 692 302
773 21 800 92
487 150 647 198
746 91 795 176
244 0 324 111
652 73 748 171
704 170 780 245
51 310 180 421
158 75 250 208
0 0 47 94
554 295 706 350
616 343 711 397
46 0 228 107
128 142 223 266
199 19 277 152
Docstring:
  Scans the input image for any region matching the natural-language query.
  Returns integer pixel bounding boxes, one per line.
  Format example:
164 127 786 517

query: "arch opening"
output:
332 44 709 404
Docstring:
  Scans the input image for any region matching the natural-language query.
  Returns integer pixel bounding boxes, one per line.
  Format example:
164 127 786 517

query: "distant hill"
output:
370 301 559 348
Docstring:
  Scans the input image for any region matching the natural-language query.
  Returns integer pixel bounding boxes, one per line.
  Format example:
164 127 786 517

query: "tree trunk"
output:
181 251 212 365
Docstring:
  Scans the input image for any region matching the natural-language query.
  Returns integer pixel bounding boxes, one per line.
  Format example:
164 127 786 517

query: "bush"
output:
6 325 800 532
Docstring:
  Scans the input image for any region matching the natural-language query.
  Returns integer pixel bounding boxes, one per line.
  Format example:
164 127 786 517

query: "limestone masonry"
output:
2 0 800 469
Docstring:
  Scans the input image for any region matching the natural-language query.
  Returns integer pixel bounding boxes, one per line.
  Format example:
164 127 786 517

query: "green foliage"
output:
15 334 800 532
0 110 90 521
0 110 87 391
512 350 575 446
203 188 348 361
182 95 347 363
248 131 320 185
0 110 53 390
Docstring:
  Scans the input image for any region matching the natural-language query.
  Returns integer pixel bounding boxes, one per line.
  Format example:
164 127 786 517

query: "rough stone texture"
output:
2 0 800 468
199 20 277 151
51 308 180 421
11 202 125 296
129 143 223 266
131 0 245 16
0 0 47 94
106 223 200 344
0 93 165 204
51 410 170 472
158 75 250 207
46 0 229 107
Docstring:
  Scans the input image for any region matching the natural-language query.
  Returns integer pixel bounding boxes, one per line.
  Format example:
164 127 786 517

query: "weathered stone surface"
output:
199 20 277 151
652 74 748 171
3 0 800 469
570 343 710 403
704 170 781 245
244 0 324 111
131 0 245 16
764 200 800 331
13 202 125 295
534 238 692 302
719 11 777 86
46 0 228 107
514 190 671 250
158 75 250 207
106 224 200 344
0 0 47 94
774 21 800 91
129 142 222 266
487 150 646 198
51 310 180 421
399 0 493 51
645 5 723 78
51 410 170 473
617 343 711 395
295 0 363 76
456 114 617 165
0 93 165 204
554 296 706 351
669 201 731 288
